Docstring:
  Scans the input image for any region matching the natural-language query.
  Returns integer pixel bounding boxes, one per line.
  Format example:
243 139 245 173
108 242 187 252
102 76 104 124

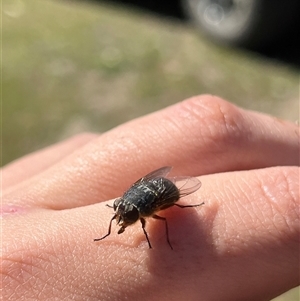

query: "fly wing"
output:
133 166 172 185
169 176 201 197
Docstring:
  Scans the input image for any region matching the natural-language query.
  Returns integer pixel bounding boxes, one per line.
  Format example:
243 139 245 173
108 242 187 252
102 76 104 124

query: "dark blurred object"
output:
181 0 300 50
99 0 300 66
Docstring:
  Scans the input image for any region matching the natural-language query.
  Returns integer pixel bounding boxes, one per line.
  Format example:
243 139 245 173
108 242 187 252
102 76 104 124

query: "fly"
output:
94 166 204 249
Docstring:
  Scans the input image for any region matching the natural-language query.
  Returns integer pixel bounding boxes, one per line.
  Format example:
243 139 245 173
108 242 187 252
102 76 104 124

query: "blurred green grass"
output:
2 1 299 300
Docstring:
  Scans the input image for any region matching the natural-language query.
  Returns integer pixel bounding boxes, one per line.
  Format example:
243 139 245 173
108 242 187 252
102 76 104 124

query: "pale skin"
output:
2 95 299 301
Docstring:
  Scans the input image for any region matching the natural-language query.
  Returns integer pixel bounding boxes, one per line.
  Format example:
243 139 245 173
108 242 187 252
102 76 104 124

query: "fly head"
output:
114 199 140 231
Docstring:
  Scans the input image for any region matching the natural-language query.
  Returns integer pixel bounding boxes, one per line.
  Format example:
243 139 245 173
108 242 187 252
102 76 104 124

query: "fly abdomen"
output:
150 178 180 210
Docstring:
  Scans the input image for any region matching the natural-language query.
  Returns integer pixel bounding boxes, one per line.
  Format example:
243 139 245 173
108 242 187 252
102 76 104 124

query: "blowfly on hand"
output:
94 166 204 249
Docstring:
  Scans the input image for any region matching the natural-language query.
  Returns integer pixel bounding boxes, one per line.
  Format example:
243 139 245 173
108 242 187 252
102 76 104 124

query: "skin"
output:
1 95 299 301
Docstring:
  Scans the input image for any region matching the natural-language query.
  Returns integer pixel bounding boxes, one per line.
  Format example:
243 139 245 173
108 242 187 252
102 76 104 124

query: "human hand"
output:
2 95 299 301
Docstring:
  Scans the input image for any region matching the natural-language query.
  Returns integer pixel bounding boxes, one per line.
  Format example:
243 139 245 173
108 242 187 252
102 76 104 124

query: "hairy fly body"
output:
94 166 203 249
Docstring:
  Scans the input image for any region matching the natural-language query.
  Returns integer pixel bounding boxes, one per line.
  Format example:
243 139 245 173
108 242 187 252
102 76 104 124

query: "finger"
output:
3 95 299 209
2 166 298 300
2 133 98 190
97 94 298 175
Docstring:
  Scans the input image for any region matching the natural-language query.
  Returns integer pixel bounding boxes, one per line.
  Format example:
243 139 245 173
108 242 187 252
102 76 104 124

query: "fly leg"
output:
152 214 173 250
94 214 117 241
140 218 152 249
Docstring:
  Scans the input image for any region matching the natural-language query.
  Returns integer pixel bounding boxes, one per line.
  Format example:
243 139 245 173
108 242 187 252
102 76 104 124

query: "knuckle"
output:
179 95 249 147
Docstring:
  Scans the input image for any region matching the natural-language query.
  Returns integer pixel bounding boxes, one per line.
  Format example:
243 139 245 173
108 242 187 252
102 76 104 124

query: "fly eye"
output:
113 198 122 210
123 206 139 223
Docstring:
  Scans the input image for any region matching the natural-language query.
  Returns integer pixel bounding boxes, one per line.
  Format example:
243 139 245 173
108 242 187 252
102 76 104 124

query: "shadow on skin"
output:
144 198 219 278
